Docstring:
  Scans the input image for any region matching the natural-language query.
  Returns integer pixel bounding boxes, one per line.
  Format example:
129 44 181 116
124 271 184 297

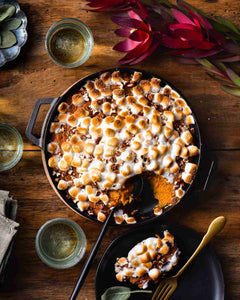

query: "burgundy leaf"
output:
111 16 149 31
113 38 141 52
168 23 199 31
161 35 191 49
134 1 149 19
188 40 216 50
223 42 240 55
176 0 198 14
115 28 132 37
87 0 124 8
168 48 223 58
216 55 240 62
129 29 149 41
193 12 213 33
129 40 161 64
209 29 226 45
151 4 173 22
193 17 201 29
172 28 203 41
128 9 143 22
171 8 194 25
118 38 152 63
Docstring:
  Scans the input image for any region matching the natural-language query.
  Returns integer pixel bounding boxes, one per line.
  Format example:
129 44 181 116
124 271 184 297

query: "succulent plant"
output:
0 4 21 49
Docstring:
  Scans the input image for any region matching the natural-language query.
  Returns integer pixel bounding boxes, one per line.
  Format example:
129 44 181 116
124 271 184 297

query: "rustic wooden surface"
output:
0 0 239 299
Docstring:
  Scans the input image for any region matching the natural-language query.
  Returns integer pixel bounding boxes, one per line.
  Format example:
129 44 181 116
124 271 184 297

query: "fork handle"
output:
175 216 226 278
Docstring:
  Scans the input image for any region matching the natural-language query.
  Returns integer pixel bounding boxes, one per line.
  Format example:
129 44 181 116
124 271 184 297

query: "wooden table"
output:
0 0 239 299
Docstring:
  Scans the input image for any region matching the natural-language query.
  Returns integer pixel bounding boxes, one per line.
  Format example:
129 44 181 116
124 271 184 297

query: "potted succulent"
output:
0 0 27 67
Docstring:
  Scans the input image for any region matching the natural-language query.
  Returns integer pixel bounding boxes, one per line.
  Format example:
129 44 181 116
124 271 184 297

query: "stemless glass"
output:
35 218 87 269
0 123 23 171
45 18 94 68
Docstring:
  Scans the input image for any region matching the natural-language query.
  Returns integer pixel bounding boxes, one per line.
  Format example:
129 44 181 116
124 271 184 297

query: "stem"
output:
129 290 152 294
115 290 152 295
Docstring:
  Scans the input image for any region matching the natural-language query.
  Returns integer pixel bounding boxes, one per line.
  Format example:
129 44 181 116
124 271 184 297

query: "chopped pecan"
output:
110 157 117 163
95 137 101 144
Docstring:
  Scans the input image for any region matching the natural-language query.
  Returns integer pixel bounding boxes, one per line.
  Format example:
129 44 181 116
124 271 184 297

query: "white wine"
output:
49 27 86 64
0 127 18 164
41 223 78 260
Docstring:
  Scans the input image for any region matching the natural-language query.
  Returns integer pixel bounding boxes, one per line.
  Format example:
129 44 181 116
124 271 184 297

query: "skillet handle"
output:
194 151 216 192
26 98 57 149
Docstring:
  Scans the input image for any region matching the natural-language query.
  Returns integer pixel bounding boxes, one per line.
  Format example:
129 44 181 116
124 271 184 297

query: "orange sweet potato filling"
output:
108 174 174 209
148 174 174 208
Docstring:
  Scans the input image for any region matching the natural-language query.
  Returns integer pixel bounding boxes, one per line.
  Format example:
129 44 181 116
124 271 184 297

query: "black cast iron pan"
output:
26 68 215 299
26 67 210 226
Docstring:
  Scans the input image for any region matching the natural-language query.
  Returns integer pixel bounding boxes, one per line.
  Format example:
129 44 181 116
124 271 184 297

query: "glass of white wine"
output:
0 123 23 171
35 218 87 269
45 18 94 68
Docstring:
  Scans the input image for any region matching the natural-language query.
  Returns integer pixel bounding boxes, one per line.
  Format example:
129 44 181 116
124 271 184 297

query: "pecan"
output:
148 94 154 101
116 150 121 156
96 191 101 196
154 104 163 112
122 141 130 147
110 157 117 163
111 164 119 173
95 137 101 144
99 111 105 118
97 99 103 105
81 135 87 141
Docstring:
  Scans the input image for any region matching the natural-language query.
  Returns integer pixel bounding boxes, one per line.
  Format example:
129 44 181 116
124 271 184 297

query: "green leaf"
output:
101 286 131 300
221 85 240 96
197 58 215 69
207 72 234 85
215 16 240 34
177 0 208 17
0 30 17 48
101 286 152 300
225 68 240 87
0 5 15 23
215 62 227 72
157 0 173 7
1 18 21 30
197 59 226 77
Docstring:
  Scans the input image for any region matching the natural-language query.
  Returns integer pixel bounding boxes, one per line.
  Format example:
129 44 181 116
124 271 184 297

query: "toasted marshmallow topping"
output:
48 71 199 223
115 231 180 288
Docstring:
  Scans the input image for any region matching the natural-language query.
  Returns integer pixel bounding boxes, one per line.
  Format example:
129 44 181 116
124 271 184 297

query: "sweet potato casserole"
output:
115 231 180 288
47 70 199 224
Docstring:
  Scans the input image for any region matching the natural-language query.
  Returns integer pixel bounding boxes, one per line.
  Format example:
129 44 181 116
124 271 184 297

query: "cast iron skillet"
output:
26 68 208 299
26 67 203 226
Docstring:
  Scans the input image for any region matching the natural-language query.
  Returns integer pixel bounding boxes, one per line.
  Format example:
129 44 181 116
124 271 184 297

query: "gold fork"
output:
151 216 226 300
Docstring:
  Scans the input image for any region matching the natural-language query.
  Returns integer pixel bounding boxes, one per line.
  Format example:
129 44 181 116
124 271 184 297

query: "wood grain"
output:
0 0 239 299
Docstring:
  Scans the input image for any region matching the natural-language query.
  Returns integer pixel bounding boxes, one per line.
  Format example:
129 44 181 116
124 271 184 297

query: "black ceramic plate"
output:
95 221 224 300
